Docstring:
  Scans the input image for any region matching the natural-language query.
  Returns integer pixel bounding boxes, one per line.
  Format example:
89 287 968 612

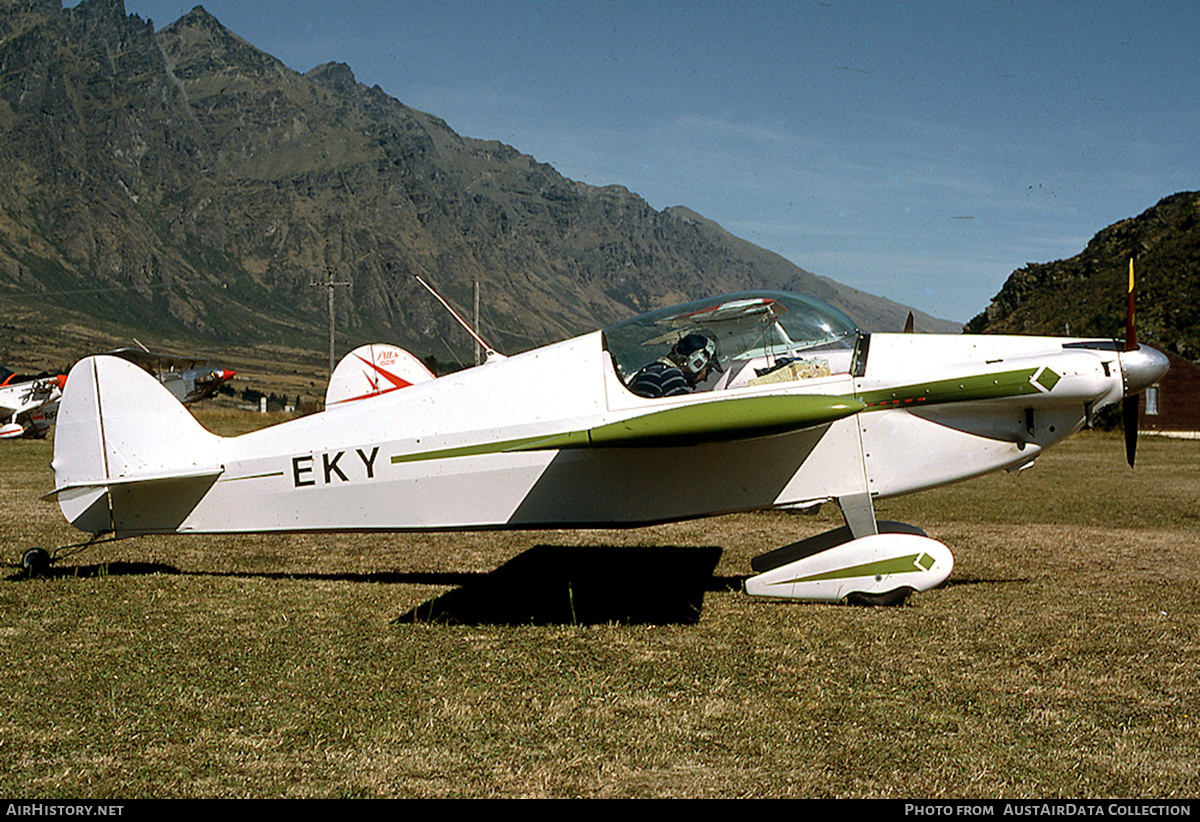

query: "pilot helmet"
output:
671 333 722 379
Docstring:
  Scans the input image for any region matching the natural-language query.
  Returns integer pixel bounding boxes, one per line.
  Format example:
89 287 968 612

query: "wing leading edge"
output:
392 393 865 464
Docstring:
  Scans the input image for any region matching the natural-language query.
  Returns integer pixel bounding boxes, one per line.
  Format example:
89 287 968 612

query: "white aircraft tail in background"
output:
325 343 435 407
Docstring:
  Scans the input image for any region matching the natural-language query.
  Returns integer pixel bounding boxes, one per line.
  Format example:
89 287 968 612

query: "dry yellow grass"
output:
1 420 1197 798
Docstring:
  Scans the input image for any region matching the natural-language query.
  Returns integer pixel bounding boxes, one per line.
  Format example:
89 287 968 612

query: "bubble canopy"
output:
602 291 861 393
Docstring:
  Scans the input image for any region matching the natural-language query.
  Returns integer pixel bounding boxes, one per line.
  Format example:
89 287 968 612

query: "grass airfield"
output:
1 411 1197 798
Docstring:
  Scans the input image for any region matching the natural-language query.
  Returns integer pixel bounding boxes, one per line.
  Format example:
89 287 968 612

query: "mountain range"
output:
0 0 957 377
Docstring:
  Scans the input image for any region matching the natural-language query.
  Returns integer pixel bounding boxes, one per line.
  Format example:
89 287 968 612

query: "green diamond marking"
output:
1034 367 1061 392
917 553 934 572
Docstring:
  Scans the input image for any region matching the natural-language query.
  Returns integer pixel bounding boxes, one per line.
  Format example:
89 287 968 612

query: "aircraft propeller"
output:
1123 259 1140 466
1117 258 1170 467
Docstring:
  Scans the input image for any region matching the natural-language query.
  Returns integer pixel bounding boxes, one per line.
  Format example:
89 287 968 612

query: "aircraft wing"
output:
105 347 206 371
393 393 865 463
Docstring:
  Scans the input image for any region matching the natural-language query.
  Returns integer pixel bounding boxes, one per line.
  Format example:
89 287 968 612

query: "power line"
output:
0 280 204 298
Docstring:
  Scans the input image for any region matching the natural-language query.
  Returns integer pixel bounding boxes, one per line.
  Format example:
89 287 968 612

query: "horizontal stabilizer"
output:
43 466 224 501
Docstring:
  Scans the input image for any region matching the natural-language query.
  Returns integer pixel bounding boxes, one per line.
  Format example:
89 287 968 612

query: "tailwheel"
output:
21 547 51 578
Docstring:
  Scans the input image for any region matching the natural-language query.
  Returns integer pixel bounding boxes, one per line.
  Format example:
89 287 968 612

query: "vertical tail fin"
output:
48 356 224 533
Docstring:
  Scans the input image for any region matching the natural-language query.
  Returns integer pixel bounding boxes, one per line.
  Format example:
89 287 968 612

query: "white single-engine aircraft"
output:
1 367 67 439
38 286 1168 604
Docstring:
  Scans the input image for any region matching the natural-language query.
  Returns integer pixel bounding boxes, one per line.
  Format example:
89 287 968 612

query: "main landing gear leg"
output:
837 491 878 539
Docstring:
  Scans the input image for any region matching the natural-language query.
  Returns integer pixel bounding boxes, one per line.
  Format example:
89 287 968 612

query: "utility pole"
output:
473 280 481 366
311 266 350 376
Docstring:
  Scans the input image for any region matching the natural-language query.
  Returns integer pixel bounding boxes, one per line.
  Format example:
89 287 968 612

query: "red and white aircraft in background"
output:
0 366 66 439
2 342 235 441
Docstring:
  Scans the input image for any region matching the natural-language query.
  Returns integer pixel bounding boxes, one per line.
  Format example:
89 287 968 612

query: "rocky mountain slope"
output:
0 0 953 374
966 191 1199 361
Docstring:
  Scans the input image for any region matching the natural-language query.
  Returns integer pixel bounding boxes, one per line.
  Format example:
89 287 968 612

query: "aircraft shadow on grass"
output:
6 544 731 626
4 560 181 581
395 544 726 626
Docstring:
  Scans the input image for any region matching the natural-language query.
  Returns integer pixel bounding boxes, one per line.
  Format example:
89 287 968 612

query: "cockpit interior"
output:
602 292 861 396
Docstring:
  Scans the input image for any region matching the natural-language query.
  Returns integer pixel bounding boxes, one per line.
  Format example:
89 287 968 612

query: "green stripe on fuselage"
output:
390 394 865 464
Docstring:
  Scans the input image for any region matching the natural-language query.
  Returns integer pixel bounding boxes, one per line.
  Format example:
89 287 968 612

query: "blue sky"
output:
90 1 1200 323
